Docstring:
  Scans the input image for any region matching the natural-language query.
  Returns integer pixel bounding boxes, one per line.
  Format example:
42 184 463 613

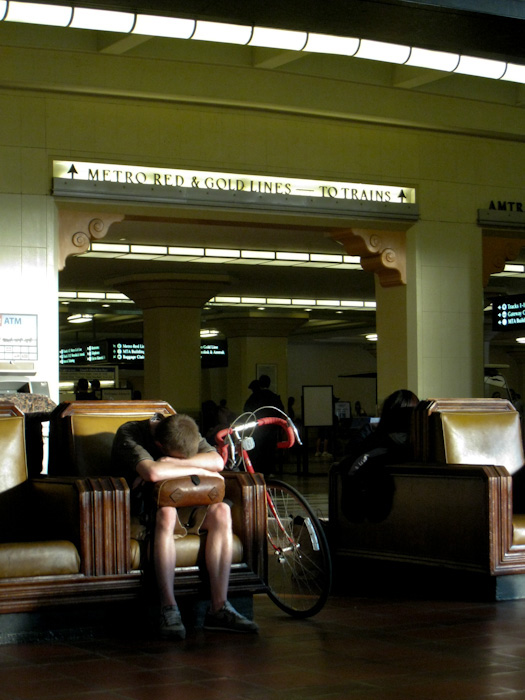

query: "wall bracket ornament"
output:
330 228 407 287
58 211 124 270
482 236 525 287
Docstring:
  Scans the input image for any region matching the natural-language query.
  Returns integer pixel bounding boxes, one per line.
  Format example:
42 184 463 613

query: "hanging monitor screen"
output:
492 293 525 331
201 340 228 368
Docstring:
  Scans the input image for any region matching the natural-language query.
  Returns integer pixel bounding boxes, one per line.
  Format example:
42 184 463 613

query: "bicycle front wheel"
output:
265 478 332 618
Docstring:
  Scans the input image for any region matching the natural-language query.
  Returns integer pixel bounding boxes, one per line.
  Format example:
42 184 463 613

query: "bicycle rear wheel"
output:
265 478 332 618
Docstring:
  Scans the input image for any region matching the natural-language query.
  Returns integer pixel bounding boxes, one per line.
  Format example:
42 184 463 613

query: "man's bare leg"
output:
154 506 178 607
202 502 233 612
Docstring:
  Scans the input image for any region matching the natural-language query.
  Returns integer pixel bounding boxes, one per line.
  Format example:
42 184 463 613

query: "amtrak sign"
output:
53 160 417 222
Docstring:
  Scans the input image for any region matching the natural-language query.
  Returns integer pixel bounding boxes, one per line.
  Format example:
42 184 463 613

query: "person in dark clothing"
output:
243 374 284 474
336 389 419 522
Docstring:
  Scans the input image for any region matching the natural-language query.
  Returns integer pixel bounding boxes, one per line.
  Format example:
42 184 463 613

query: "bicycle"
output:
215 409 332 618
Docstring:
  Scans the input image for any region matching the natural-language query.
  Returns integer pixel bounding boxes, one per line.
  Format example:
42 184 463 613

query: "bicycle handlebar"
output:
215 416 296 466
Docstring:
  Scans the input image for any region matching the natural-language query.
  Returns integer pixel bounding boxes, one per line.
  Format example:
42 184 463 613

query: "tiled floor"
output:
5 464 525 699
4 593 525 699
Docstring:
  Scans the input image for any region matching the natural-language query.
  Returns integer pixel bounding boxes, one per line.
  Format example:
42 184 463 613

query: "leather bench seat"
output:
0 540 80 578
513 515 525 546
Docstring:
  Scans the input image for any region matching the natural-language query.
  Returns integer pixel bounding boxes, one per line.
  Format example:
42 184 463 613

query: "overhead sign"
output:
201 340 228 369
492 293 525 331
52 160 418 220
60 338 227 367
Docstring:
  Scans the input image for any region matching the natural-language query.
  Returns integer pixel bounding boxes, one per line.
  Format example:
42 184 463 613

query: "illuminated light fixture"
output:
200 329 220 338
205 248 240 258
341 300 364 307
267 298 292 305
4 1 71 25
241 250 275 260
67 313 93 324
169 246 205 256
502 63 525 83
242 297 266 304
130 245 167 255
192 20 252 45
504 264 525 273
132 14 195 39
91 242 129 254
454 55 506 79
318 300 340 306
366 333 378 341
78 292 105 299
365 301 377 308
214 296 241 303
70 7 135 32
406 47 459 72
310 254 343 264
304 33 359 56
292 298 316 306
276 252 309 262
249 26 308 51
344 256 361 264
355 39 411 64
1 4 525 84
516 338 525 344
106 292 129 300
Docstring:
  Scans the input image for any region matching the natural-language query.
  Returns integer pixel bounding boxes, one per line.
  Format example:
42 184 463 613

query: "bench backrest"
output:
0 416 27 492
414 398 524 475
48 401 175 477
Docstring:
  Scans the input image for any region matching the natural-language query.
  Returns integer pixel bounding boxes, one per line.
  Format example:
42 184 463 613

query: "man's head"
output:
155 414 200 459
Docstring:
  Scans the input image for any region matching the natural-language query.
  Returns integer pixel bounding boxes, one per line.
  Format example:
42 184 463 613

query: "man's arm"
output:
136 450 224 483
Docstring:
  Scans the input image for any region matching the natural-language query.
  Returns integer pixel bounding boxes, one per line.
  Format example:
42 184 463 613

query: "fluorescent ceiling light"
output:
310 254 343 263
5 1 71 26
133 14 195 39
70 7 135 33
192 20 252 45
304 33 359 57
67 313 93 324
356 39 411 64
169 246 205 256
406 47 459 72
454 55 506 79
503 264 525 273
241 250 275 260
501 63 525 83
276 252 309 262
130 245 167 255
92 242 129 253
249 26 307 51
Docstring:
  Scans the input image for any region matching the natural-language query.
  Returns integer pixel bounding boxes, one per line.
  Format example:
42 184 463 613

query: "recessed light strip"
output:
59 289 376 310
86 242 362 268
1 2 524 83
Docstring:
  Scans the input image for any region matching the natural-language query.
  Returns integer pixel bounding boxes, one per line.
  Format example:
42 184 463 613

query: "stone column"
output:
110 273 230 416
330 222 485 404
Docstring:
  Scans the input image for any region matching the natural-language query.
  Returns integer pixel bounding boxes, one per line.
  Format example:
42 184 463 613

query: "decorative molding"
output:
58 211 124 270
482 236 525 287
330 228 407 287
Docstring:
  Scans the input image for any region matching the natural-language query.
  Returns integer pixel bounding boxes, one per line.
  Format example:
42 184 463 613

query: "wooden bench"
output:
329 398 525 599
47 401 268 599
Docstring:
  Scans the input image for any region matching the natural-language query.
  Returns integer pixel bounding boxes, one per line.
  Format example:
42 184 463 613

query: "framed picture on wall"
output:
256 363 277 391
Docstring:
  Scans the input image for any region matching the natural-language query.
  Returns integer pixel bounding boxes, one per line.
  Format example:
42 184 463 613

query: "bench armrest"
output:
32 476 130 576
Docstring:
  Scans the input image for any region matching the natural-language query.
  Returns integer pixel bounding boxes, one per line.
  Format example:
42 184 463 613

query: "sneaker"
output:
203 601 259 633
159 605 186 640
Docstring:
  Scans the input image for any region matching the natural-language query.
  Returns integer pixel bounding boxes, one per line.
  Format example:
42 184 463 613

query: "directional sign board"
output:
492 293 525 331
